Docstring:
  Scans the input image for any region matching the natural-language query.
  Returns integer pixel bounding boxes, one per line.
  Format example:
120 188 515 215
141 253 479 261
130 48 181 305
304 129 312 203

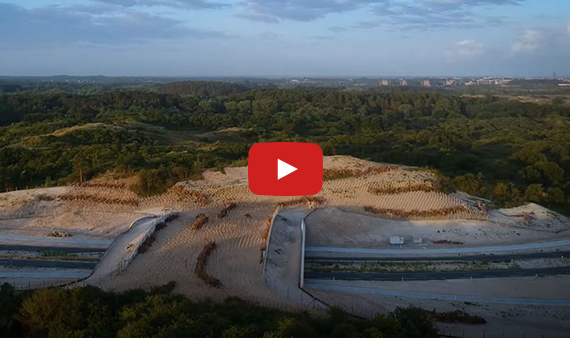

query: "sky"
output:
0 0 569 77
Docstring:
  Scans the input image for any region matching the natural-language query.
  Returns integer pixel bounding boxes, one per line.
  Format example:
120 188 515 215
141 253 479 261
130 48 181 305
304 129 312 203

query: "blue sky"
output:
1 0 569 77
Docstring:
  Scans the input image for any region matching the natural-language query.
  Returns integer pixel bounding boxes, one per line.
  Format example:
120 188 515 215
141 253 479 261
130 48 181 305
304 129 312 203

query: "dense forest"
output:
0 283 437 338
1 82 569 211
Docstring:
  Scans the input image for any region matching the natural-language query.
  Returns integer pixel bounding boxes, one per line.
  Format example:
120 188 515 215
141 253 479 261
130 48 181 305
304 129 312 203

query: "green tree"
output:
525 184 544 203
547 187 566 203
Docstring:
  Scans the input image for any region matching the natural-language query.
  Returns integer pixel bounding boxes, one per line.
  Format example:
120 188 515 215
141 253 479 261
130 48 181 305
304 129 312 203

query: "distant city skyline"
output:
0 0 569 77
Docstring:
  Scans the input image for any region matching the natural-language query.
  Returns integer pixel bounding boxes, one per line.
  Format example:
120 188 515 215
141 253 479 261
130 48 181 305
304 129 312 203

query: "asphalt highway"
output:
0 244 106 253
306 250 570 263
305 282 570 306
0 258 97 270
305 238 570 255
305 266 570 281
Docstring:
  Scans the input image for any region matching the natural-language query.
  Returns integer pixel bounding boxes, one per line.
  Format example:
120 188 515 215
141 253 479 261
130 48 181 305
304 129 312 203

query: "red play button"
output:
248 142 323 196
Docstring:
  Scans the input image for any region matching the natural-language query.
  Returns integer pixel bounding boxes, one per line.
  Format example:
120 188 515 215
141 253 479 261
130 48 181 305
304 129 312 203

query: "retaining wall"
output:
262 206 281 279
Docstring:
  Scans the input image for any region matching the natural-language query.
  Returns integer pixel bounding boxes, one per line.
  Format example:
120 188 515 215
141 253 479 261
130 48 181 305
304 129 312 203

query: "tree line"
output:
0 87 569 211
0 283 438 338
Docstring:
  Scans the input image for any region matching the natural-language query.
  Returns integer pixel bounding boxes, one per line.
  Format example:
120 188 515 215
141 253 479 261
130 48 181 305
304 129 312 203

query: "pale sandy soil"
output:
0 187 68 216
0 186 155 239
305 207 566 248
491 203 570 233
1 155 569 334
97 206 301 311
0 210 146 241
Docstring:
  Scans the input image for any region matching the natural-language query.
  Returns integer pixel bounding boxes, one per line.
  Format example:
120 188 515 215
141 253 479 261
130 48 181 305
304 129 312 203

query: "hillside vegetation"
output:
0 283 438 338
0 85 569 211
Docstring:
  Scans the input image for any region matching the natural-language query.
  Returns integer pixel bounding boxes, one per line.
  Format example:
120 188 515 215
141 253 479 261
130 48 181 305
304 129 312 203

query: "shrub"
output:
217 203 237 219
194 241 223 288
191 214 208 230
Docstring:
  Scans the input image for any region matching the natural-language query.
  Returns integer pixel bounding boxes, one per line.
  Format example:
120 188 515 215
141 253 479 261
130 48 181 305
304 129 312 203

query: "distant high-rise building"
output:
553 71 557 79
445 79 457 86
399 79 408 86
477 79 492 85
421 80 431 87
379 79 391 86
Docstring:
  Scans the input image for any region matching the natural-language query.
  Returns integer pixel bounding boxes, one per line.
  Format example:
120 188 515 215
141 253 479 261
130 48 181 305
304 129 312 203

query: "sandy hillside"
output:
32 156 556 313
2 155 567 240
0 187 68 214
0 156 570 336
305 207 566 247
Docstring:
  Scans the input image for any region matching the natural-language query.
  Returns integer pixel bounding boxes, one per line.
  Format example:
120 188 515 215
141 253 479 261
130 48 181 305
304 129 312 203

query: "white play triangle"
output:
277 159 297 180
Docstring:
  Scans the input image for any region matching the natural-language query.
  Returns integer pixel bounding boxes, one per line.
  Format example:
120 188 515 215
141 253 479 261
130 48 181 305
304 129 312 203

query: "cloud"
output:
93 0 229 10
0 3 228 47
352 21 381 29
423 0 523 9
329 26 347 33
371 0 524 30
236 13 280 23
308 35 334 40
237 0 386 22
259 31 284 40
445 39 484 61
297 0 524 31
511 29 543 53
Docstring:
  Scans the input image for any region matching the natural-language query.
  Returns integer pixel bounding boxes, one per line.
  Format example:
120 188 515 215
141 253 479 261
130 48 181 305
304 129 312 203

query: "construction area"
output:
1 156 570 337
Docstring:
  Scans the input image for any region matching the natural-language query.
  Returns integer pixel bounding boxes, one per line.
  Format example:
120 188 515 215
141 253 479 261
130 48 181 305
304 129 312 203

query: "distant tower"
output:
553 71 557 79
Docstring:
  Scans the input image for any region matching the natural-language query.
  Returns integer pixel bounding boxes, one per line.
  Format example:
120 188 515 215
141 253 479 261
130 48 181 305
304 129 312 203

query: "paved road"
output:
0 244 106 253
0 234 112 248
306 251 570 263
306 238 570 256
305 266 570 281
0 271 92 279
305 282 570 306
0 258 96 270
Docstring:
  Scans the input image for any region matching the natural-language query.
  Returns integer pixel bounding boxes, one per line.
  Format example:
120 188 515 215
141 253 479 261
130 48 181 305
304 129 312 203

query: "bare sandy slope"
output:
1 155 569 332
0 185 148 238
0 210 147 239
305 207 567 248
0 187 68 214
100 206 300 311
491 203 570 233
